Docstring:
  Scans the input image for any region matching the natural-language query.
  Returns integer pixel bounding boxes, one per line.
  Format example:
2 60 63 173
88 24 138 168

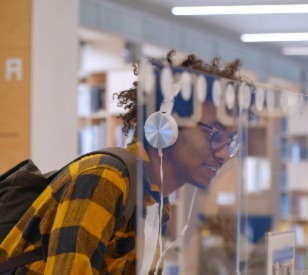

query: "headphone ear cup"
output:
144 112 178 149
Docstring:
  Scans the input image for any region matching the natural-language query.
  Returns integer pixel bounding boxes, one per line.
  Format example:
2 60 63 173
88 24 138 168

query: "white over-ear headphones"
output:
144 112 178 149
144 69 182 149
142 66 198 275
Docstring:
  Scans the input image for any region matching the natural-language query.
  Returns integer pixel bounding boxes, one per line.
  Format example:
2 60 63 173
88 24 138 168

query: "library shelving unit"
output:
227 78 308 272
77 66 136 154
264 78 308 270
279 114 308 270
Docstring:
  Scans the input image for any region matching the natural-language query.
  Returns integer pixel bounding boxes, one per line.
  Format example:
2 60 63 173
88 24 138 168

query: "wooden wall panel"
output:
0 1 31 48
0 0 31 173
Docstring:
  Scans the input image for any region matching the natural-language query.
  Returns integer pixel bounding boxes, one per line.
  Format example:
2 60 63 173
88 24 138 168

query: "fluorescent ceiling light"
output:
172 4 308 15
282 47 308 55
241 33 308 42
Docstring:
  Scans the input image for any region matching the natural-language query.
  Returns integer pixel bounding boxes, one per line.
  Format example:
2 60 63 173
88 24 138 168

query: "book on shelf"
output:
78 83 106 117
290 143 301 162
280 193 288 218
295 224 306 246
289 195 308 219
77 83 91 117
244 157 271 193
91 85 105 112
281 169 287 192
281 139 288 161
286 141 308 162
163 260 179 275
281 118 287 134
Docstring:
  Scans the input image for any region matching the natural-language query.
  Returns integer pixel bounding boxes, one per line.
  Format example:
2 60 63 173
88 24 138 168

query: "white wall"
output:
80 41 125 74
78 27 126 74
31 0 79 172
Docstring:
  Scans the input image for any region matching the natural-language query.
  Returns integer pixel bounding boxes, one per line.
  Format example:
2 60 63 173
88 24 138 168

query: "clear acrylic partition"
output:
236 84 308 275
136 59 237 275
136 59 308 275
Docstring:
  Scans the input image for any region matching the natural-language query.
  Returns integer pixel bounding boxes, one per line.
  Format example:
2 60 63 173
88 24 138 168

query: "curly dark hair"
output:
114 50 245 135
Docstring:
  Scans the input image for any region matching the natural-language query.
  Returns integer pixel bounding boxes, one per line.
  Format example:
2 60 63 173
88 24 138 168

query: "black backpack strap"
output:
0 248 42 273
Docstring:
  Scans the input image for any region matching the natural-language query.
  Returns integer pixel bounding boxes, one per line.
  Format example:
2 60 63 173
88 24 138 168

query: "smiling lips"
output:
204 163 220 172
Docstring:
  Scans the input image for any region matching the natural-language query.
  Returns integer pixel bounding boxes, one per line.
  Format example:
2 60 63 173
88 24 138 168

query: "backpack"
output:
0 147 137 273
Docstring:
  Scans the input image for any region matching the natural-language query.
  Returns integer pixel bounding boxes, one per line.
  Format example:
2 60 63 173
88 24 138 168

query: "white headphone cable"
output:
154 187 197 275
158 148 164 257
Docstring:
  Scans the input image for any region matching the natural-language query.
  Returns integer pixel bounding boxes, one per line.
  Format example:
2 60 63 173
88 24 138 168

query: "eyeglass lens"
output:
211 131 229 151
228 137 239 158
211 131 239 158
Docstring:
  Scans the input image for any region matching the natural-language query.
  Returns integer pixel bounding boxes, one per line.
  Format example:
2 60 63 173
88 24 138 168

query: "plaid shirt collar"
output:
126 139 168 205
126 138 170 228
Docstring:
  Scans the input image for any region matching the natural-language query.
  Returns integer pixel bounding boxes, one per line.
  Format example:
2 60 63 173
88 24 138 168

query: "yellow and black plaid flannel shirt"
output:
0 140 170 274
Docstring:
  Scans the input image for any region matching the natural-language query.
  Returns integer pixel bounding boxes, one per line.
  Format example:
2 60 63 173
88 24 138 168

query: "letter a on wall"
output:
5 58 23 81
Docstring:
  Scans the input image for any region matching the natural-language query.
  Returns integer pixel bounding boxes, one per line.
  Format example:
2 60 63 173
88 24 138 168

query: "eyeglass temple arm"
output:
197 122 217 132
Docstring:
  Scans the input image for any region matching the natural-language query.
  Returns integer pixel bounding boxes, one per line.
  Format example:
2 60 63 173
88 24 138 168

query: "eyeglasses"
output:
197 122 239 158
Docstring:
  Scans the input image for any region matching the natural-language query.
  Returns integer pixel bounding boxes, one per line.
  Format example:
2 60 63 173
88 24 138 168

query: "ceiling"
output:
115 0 308 63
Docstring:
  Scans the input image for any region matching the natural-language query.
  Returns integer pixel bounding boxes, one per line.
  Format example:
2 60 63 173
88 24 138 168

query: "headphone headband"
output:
144 66 182 149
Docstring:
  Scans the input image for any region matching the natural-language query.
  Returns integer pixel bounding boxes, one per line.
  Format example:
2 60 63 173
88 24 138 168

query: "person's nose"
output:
213 144 230 165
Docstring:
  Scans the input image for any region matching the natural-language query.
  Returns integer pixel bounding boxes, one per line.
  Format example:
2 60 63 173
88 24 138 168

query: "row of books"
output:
278 221 308 248
290 196 308 220
294 223 308 247
281 141 308 162
78 122 107 155
280 193 288 217
78 83 105 117
78 123 134 155
280 194 308 219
